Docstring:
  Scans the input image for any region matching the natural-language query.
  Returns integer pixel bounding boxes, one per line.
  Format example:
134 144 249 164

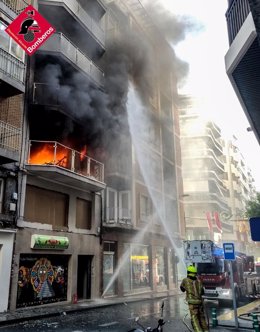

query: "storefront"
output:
17 254 68 308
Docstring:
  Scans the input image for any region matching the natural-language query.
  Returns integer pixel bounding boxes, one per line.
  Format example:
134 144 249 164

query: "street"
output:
0 296 248 332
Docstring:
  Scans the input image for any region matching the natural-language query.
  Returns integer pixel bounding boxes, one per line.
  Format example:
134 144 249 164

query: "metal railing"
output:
40 0 105 46
226 0 251 44
40 33 104 86
0 120 21 152
1 0 30 14
0 47 26 85
28 140 104 183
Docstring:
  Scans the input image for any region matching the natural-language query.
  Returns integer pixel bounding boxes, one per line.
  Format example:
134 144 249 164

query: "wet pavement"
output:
0 294 256 331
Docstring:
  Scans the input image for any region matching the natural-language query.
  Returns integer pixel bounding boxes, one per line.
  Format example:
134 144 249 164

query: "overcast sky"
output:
160 0 260 191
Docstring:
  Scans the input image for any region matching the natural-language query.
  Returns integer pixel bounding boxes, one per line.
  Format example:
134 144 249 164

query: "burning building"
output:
100 0 186 298
5 0 187 310
9 0 107 309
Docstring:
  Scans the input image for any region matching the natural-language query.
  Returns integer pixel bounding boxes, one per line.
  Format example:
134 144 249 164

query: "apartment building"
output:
225 0 260 143
0 0 185 310
179 95 257 255
8 0 106 310
179 96 232 243
101 0 184 297
223 138 256 253
0 0 29 312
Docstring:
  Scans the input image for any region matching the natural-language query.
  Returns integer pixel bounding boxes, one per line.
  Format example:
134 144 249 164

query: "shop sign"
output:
31 235 69 250
131 255 148 261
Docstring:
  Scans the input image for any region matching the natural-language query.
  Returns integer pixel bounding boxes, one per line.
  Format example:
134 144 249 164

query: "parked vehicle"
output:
184 240 260 304
197 246 258 303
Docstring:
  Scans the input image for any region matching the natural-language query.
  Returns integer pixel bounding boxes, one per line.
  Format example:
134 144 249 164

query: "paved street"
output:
0 296 254 332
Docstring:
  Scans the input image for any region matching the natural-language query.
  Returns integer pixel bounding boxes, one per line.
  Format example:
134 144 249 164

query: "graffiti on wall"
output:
17 255 68 307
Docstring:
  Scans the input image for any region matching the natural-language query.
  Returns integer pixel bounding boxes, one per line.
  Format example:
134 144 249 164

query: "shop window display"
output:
122 244 151 292
155 247 166 286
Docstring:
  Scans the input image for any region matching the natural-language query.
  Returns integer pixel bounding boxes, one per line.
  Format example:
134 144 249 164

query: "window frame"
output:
0 20 25 62
106 187 118 223
119 190 131 222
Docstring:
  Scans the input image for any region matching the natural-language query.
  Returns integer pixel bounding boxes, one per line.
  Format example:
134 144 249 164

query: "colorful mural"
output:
17 254 68 308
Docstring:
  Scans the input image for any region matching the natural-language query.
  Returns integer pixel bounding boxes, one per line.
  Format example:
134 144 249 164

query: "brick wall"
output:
0 95 23 128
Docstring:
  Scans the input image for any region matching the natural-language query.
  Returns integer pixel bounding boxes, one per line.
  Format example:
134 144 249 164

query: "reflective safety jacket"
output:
180 277 204 305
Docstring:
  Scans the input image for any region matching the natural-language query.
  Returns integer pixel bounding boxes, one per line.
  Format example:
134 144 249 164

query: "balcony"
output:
226 0 251 44
0 121 21 164
0 0 30 20
39 0 105 48
225 2 260 143
38 33 104 87
0 48 26 96
26 140 105 192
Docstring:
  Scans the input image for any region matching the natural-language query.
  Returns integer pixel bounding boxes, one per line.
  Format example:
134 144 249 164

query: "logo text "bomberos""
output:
27 26 54 53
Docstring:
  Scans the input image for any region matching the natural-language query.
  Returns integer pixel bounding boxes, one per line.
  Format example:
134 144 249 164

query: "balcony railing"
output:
28 140 104 183
0 0 30 15
40 0 105 46
0 47 26 86
0 121 21 152
39 33 104 86
226 0 251 44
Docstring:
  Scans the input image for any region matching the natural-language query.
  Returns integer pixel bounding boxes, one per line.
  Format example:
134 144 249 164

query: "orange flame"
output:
29 143 68 167
80 145 87 161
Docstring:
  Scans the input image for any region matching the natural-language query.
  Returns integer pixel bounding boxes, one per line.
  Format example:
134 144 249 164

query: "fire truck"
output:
184 240 260 304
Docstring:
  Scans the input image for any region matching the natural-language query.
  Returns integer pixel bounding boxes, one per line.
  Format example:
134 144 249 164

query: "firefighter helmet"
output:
187 265 197 274
19 18 34 34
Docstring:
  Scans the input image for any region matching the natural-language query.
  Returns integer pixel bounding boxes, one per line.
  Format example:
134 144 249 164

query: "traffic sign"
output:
249 217 260 241
223 243 235 260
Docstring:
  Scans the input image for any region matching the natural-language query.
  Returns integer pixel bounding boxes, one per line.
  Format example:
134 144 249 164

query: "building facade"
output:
0 0 29 312
179 96 231 243
101 0 185 298
179 96 257 256
1 0 185 311
225 0 260 143
8 0 106 310
223 138 256 253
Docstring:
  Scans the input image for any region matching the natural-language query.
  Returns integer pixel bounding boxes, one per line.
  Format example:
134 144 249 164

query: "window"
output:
119 191 131 222
140 194 152 222
155 247 166 286
0 21 24 61
103 241 116 295
0 179 4 213
24 185 68 228
76 198 92 230
0 22 9 52
106 188 117 223
131 245 150 288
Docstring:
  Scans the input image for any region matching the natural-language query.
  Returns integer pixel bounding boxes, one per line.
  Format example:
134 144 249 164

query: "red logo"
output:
5 5 55 55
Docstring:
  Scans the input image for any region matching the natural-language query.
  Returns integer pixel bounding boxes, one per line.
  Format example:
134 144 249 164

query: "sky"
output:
160 0 260 191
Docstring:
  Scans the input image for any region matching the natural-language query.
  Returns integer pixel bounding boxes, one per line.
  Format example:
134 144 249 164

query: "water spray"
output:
126 84 186 269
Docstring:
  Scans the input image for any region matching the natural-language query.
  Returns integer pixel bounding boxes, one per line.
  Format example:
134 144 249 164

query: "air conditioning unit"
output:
107 219 115 224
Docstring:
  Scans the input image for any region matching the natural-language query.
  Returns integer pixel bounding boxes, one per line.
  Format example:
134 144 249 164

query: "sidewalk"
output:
0 295 255 331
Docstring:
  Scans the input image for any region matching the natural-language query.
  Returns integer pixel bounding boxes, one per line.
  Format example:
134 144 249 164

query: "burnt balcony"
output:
38 33 104 87
0 121 21 164
0 47 26 96
26 140 105 192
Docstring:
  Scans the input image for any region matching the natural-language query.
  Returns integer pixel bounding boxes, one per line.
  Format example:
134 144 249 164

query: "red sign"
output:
5 5 55 55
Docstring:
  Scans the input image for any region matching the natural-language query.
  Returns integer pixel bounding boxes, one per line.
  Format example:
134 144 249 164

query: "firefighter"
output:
180 265 209 332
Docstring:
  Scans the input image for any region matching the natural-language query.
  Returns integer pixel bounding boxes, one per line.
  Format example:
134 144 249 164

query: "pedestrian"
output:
180 265 209 332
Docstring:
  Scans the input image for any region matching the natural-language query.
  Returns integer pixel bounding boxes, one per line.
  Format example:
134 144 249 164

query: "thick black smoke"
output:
35 1 195 155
